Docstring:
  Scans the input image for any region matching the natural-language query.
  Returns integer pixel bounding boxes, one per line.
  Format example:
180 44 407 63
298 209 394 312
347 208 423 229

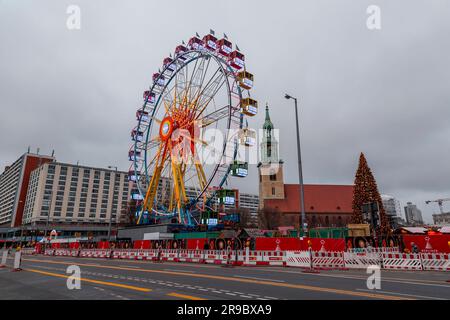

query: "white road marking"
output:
233 275 285 283
356 289 447 300
225 293 237 296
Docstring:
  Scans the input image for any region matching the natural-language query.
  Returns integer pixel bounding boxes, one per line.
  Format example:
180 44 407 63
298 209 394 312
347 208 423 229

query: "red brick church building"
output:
258 105 353 229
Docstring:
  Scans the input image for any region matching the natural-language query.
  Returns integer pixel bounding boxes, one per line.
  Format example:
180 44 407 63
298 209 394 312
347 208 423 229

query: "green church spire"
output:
261 103 278 163
263 103 273 131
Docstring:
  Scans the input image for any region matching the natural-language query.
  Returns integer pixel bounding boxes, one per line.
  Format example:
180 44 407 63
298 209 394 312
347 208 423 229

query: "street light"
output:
43 191 53 248
107 166 118 242
284 94 307 235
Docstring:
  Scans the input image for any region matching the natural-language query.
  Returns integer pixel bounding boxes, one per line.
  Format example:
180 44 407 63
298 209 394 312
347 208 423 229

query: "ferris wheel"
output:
128 31 257 226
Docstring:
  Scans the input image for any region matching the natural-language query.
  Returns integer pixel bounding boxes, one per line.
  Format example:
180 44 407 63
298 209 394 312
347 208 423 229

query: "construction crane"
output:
425 198 450 214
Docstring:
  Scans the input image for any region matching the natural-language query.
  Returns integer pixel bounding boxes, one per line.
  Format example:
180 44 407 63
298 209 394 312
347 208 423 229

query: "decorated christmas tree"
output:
351 152 389 235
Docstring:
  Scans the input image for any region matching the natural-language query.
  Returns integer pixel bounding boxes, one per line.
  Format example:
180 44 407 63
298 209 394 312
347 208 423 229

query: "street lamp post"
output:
284 94 307 236
44 191 53 247
108 166 118 242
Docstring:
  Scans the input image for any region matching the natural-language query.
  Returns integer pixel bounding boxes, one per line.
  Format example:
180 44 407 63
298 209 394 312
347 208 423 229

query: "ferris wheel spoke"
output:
190 56 212 103
146 136 162 152
194 72 227 119
189 57 209 99
187 66 221 111
197 105 230 128
186 59 203 100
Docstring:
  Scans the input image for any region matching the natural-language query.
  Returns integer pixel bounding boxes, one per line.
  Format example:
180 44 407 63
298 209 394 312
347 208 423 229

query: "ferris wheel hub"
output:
159 116 175 141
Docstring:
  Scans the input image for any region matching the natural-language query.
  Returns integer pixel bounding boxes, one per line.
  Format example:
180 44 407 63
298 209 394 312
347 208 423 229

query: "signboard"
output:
206 218 218 226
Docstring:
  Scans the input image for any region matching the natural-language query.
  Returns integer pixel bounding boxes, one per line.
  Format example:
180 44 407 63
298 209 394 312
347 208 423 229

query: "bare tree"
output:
120 199 138 226
258 208 281 230
236 207 257 228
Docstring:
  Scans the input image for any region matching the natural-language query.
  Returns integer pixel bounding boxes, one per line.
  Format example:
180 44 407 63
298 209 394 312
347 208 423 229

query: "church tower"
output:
258 104 285 209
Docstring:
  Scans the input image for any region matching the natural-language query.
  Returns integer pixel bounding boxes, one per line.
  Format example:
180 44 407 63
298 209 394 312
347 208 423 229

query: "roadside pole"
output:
12 250 22 272
302 246 319 274
0 250 8 268
245 246 249 265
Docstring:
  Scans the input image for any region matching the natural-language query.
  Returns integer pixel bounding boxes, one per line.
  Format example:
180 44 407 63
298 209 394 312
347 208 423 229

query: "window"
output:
270 174 276 181
272 187 275 195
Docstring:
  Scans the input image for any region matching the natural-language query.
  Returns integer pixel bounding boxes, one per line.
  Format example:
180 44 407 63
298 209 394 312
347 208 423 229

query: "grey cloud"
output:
1 0 449 222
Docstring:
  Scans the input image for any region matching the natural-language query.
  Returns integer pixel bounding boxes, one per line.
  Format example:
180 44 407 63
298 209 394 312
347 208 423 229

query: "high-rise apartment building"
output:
0 152 54 227
22 162 132 226
404 202 424 226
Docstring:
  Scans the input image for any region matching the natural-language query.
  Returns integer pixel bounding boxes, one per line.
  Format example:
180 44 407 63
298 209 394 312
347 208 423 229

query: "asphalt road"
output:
0 254 449 300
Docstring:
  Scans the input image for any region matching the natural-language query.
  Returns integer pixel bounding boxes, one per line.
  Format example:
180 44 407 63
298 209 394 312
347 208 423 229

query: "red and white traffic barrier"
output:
44 249 55 256
420 253 450 271
34 247 450 273
70 250 80 257
344 252 381 269
285 251 311 268
20 248 36 255
162 249 179 262
96 249 111 258
203 250 222 264
54 249 72 256
237 250 262 266
312 251 345 270
111 249 129 259
382 253 423 270
79 249 97 258
188 250 204 263
261 251 285 266
134 249 148 260
178 249 190 262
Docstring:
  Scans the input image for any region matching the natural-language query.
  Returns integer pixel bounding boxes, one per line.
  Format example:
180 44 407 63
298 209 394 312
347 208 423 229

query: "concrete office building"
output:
22 162 132 227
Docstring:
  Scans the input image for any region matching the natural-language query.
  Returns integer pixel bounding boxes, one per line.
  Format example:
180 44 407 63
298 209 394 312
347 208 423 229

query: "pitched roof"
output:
242 228 267 238
438 226 450 234
399 227 427 234
264 184 354 214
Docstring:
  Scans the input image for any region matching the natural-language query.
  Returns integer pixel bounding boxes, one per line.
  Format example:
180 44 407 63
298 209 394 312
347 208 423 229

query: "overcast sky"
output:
1 0 449 223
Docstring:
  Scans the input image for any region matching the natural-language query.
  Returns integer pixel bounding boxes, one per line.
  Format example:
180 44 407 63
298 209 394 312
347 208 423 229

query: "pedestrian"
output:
157 244 162 263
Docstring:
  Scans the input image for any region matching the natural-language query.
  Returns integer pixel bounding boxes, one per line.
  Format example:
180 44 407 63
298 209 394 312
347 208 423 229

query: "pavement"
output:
0 254 449 300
